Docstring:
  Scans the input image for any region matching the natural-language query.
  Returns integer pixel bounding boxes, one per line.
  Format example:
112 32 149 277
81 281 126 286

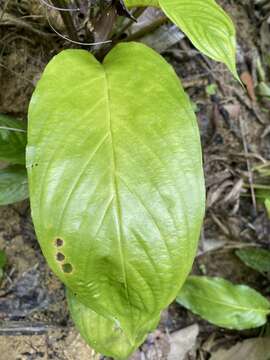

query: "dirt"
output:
0 0 270 359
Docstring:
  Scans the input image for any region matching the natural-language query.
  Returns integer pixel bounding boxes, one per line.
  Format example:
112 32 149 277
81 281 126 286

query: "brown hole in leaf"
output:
55 238 64 247
62 263 73 273
56 252 65 262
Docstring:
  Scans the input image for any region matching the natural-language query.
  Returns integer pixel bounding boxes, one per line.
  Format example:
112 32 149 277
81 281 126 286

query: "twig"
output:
210 212 231 237
0 13 53 39
239 117 257 215
243 183 270 190
228 151 267 163
0 62 34 85
230 86 265 125
0 126 26 133
0 0 12 21
39 0 80 11
0 322 69 336
197 241 258 257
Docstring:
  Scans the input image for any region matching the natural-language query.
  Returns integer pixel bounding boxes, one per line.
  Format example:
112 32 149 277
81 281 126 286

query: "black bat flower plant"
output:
26 0 238 358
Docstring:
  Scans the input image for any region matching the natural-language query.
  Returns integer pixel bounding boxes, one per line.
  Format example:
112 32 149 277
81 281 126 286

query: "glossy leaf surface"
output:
236 248 270 274
27 42 204 341
67 289 158 359
0 114 26 165
176 276 270 330
0 166 28 205
158 0 238 78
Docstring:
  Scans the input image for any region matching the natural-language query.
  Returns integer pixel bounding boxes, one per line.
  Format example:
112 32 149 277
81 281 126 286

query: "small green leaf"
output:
67 289 158 359
159 0 238 79
176 276 270 330
0 166 28 206
206 84 218 96
0 250 7 269
0 114 27 165
257 82 270 98
0 250 7 281
255 188 270 202
236 248 270 274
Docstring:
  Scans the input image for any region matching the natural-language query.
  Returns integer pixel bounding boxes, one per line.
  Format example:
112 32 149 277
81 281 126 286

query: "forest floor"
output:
0 0 270 359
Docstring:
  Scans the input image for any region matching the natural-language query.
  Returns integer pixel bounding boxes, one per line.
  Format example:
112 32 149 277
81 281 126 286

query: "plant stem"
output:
123 15 167 42
113 7 146 41
243 183 270 190
50 0 79 41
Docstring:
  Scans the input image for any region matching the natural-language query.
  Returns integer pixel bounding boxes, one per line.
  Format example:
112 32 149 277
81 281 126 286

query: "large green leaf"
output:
0 114 27 165
158 0 238 78
0 166 28 206
176 276 270 330
125 0 237 78
67 289 159 359
27 42 204 342
236 248 270 275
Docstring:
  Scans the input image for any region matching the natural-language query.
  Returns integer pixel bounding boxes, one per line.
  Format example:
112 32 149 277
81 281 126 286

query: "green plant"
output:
236 247 270 275
0 250 7 281
27 41 205 358
0 114 28 206
176 276 270 330
2 0 243 358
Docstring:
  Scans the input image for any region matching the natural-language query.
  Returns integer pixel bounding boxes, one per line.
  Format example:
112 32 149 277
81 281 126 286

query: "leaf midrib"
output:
103 66 132 315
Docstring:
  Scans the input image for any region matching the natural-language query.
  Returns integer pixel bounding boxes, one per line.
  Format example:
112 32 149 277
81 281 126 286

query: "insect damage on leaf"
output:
56 252 65 262
55 238 64 247
62 263 73 273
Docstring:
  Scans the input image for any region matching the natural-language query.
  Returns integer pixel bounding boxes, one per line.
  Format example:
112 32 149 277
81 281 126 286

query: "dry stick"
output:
0 62 34 85
239 117 257 215
197 241 258 258
0 0 12 21
0 322 68 336
0 13 52 38
39 0 79 11
230 86 265 125
243 183 270 190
